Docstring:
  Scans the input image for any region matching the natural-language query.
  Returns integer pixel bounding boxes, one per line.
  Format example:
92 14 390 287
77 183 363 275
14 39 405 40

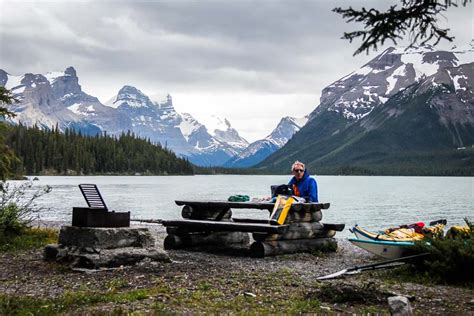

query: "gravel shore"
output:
0 221 472 314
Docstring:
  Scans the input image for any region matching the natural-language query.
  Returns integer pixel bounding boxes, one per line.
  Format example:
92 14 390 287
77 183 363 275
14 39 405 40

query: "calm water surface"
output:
12 175 474 238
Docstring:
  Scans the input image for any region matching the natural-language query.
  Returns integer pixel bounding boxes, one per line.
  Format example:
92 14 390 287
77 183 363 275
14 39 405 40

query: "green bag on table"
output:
227 195 250 202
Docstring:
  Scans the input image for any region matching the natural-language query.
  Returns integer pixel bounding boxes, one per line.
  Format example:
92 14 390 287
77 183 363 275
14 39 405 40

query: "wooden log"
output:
285 210 322 223
164 232 250 250
249 238 337 258
322 223 345 232
175 200 330 211
253 222 328 241
161 219 289 234
181 205 232 220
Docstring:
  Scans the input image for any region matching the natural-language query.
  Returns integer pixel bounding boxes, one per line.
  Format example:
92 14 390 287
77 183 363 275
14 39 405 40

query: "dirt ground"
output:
0 222 473 314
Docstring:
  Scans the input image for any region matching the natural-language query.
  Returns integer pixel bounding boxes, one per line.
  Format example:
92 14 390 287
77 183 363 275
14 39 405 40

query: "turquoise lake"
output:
12 175 474 238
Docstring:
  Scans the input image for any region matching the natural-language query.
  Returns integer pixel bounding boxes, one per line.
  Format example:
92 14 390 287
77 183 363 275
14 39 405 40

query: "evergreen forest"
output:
4 124 194 176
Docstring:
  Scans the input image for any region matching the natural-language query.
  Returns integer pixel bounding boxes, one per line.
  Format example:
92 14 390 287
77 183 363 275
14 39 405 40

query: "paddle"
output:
317 253 430 280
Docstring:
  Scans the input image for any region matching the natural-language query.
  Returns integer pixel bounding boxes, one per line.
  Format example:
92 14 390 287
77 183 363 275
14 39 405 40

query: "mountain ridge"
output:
257 43 474 175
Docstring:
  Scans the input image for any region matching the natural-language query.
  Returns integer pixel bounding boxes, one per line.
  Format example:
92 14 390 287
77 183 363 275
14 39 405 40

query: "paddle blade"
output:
317 269 348 280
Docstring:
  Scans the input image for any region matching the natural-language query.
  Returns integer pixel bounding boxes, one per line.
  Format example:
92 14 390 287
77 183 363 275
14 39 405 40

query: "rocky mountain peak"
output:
266 116 308 147
47 67 82 100
313 42 473 122
110 85 154 109
64 66 77 77
205 115 248 149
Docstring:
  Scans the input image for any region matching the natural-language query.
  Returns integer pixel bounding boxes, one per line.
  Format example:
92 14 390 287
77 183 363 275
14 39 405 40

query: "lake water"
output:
10 175 474 239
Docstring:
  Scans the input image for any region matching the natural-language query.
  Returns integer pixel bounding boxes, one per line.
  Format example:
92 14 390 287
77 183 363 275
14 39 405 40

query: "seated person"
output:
288 161 318 202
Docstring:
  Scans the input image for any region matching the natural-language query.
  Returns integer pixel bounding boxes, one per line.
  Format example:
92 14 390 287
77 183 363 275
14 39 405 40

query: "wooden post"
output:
249 238 337 257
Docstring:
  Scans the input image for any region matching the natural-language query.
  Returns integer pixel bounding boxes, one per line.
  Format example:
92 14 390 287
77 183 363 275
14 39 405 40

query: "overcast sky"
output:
1 0 472 142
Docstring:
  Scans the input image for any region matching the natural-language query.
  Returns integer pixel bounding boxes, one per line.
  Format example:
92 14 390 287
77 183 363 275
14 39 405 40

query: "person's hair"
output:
291 161 305 171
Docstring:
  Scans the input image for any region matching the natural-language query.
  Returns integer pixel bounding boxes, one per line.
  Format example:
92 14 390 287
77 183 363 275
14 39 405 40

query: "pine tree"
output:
0 87 18 183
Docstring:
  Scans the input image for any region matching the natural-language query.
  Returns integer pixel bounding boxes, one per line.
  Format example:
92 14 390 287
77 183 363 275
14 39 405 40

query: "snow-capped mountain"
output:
177 113 249 166
0 69 101 134
258 42 474 174
0 67 250 166
312 42 474 122
106 86 191 155
225 116 308 168
204 115 249 151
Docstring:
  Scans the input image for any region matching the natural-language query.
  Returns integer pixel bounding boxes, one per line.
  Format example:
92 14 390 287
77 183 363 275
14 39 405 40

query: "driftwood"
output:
250 238 337 258
164 232 249 250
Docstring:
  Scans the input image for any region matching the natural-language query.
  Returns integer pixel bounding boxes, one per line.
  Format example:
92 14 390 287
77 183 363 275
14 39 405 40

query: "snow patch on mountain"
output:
45 71 67 84
4 74 23 90
179 113 202 141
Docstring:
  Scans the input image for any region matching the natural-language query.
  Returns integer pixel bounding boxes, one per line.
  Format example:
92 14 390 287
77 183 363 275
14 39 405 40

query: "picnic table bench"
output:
162 199 344 257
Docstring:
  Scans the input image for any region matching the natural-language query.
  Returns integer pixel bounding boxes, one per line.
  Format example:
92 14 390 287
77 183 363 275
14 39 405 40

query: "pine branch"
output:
334 0 472 55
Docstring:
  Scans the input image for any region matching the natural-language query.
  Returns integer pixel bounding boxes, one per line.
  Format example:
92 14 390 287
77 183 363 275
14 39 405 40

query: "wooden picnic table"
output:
162 199 343 257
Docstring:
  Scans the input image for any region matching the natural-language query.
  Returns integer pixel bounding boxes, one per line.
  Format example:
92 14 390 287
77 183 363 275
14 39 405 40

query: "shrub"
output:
0 181 51 238
411 231 474 284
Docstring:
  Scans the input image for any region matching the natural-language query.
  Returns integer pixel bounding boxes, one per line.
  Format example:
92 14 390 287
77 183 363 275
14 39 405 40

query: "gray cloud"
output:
0 0 471 141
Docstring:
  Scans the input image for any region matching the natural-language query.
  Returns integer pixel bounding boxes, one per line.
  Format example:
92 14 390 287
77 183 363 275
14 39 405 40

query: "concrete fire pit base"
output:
44 226 170 268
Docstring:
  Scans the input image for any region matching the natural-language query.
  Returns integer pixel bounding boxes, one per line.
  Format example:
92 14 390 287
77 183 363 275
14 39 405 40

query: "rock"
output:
69 247 171 268
33 177 39 181
388 296 413 316
43 244 60 261
45 244 170 268
58 226 155 249
45 226 169 268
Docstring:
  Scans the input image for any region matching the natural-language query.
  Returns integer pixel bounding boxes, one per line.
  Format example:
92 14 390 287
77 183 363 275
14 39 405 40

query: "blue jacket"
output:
288 170 318 202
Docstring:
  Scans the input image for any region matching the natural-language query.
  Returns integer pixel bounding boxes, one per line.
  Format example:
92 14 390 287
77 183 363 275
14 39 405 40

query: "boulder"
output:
58 226 155 249
44 244 170 268
45 226 170 269
388 296 413 316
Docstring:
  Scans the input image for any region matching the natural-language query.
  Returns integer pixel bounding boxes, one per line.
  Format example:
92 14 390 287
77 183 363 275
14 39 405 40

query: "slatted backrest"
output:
79 184 108 211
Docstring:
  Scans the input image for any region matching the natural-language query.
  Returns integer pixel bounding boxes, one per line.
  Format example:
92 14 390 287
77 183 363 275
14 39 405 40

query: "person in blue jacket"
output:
288 161 318 202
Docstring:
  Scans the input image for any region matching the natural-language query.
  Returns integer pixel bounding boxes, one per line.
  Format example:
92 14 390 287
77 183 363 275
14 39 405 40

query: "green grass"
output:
0 271 327 315
0 287 158 315
0 227 58 252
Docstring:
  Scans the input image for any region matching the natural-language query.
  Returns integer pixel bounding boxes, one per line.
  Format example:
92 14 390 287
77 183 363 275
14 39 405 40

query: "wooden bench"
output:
72 184 130 228
162 199 344 257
